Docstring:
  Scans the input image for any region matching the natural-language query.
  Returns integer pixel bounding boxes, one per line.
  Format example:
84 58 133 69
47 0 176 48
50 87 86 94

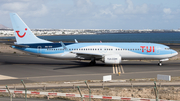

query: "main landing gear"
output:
89 58 96 65
158 61 162 66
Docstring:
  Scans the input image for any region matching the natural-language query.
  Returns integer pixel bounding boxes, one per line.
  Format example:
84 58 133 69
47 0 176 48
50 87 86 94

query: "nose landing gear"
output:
158 59 169 66
158 61 162 66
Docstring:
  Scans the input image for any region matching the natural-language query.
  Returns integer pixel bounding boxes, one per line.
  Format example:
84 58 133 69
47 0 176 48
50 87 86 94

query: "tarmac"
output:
0 53 180 85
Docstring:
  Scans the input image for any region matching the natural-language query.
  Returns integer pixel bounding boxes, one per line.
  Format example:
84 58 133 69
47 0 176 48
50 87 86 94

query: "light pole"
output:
77 86 83 101
21 80 27 101
154 81 159 101
6 85 12 101
85 81 91 101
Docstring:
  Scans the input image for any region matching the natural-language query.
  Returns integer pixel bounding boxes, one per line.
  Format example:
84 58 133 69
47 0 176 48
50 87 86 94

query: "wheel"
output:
158 62 162 66
89 58 96 65
89 61 96 65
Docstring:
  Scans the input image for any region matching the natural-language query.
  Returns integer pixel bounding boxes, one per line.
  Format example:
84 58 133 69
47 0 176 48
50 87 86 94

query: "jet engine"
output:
103 54 121 64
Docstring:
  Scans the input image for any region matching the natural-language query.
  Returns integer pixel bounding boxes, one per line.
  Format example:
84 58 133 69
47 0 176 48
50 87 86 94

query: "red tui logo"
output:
140 46 155 52
16 28 27 38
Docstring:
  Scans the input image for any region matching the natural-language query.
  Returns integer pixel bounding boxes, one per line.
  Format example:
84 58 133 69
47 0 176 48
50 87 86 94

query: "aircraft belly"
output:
41 53 77 59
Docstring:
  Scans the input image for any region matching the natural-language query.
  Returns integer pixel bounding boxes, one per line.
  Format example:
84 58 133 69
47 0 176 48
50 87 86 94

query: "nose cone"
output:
172 50 178 56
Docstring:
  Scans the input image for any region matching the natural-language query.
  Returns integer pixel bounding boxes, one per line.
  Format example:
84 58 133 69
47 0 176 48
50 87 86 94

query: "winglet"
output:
75 39 78 43
60 41 68 51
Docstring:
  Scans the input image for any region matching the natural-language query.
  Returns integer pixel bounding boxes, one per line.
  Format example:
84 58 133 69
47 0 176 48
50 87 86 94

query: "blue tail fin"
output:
10 13 52 44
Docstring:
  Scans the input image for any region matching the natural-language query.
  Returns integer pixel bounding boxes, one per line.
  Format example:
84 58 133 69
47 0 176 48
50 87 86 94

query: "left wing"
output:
71 51 103 60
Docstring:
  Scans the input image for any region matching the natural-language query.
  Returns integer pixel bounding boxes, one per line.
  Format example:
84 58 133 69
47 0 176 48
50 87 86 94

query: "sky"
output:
0 0 180 29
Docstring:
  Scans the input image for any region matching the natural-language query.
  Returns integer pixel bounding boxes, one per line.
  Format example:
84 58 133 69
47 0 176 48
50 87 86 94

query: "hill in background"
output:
0 24 8 29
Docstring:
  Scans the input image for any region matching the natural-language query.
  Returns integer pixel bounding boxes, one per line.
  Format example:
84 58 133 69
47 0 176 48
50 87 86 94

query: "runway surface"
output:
0 53 180 85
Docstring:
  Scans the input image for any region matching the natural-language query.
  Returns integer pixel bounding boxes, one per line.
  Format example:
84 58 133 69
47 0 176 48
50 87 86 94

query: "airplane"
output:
9 13 178 66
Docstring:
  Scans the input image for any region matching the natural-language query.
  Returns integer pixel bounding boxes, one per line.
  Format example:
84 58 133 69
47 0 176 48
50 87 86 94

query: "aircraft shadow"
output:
0 60 107 67
53 62 107 70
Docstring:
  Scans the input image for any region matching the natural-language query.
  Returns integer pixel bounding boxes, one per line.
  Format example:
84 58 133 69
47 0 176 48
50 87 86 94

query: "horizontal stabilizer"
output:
12 44 29 48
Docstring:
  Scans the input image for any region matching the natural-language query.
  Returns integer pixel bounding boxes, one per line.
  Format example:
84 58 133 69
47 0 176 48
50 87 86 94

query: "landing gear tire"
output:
90 61 96 65
89 58 96 66
158 62 162 66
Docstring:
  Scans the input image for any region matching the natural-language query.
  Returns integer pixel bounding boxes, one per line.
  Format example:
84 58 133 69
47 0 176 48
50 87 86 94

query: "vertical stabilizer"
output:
10 13 52 44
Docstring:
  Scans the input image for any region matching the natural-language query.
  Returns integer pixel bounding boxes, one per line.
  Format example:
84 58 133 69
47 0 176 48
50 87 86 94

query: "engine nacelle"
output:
103 54 121 64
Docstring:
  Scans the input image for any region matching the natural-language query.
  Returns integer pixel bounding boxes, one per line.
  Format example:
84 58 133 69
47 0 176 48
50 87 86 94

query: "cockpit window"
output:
165 48 170 50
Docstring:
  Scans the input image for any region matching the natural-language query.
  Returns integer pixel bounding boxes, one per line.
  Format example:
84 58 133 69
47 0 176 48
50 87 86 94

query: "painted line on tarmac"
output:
19 73 112 79
120 65 125 73
112 65 125 74
125 69 180 75
0 75 18 80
